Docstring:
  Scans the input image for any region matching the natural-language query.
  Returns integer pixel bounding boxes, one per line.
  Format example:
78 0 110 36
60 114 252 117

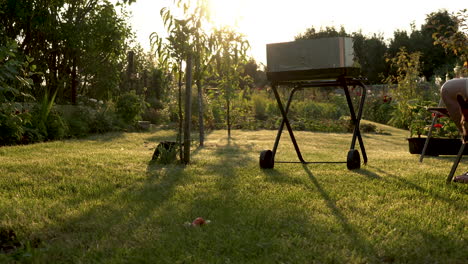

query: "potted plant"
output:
408 109 466 156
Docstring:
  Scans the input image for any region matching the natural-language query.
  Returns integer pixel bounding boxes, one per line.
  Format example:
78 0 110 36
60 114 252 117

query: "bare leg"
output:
440 79 468 135
441 78 468 184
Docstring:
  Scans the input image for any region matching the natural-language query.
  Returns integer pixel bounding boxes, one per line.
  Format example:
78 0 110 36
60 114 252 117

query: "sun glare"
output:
207 0 246 28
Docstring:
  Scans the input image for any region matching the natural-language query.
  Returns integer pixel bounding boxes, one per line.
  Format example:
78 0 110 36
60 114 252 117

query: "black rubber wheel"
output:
347 149 361 170
259 150 274 169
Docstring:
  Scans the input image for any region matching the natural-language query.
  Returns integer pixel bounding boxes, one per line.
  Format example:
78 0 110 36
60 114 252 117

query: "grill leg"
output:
272 86 299 158
271 84 305 163
341 77 368 164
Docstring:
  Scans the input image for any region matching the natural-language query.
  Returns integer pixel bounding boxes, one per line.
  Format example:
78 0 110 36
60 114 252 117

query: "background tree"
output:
387 10 458 80
296 10 462 83
295 25 349 40
352 32 388 83
432 9 468 77
77 2 132 101
296 26 388 84
0 0 133 103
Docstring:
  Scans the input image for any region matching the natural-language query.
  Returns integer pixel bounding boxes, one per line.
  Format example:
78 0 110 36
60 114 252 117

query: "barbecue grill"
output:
259 37 368 169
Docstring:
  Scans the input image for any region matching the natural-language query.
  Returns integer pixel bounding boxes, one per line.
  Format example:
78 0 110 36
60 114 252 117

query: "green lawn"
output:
0 123 467 263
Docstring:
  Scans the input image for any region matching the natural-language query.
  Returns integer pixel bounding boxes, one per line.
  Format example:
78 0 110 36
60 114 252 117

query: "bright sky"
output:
122 0 467 65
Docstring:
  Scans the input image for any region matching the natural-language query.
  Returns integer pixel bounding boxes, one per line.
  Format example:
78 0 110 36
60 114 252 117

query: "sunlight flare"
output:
207 0 247 28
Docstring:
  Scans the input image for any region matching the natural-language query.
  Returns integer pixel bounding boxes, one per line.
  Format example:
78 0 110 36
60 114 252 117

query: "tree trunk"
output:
177 60 183 162
196 77 204 147
184 55 193 164
227 95 231 138
71 57 77 105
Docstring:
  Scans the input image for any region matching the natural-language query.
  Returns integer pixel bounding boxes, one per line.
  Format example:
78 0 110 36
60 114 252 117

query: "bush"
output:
360 123 377 133
1 100 127 145
362 94 395 124
146 96 165 110
116 90 146 124
0 103 28 145
89 104 118 133
0 103 61 145
64 106 92 138
141 107 161 125
22 126 44 144
252 93 268 120
209 97 225 128
45 109 67 140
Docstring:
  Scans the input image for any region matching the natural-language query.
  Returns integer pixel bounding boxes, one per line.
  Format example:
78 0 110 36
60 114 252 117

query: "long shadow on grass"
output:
352 168 382 180
302 164 376 259
202 136 255 170
37 132 231 260
35 163 190 261
131 142 354 262
22 131 212 261
369 164 466 209
118 137 311 262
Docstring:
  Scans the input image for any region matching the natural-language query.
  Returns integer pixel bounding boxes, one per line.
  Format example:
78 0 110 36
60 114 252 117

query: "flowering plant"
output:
409 101 435 138
409 108 460 139
430 115 460 139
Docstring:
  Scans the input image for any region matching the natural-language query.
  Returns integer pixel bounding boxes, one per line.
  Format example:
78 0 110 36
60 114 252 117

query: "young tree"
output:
212 27 249 138
185 0 215 147
385 47 423 129
152 3 197 163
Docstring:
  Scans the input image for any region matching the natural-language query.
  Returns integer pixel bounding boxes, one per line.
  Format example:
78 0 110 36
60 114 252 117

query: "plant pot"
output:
407 137 467 156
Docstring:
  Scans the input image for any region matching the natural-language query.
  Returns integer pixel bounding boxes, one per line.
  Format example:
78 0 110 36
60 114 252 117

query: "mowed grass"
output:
0 123 467 263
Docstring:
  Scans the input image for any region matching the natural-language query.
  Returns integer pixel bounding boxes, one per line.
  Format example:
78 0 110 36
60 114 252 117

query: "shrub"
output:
146 96 165 110
252 93 268 120
360 123 377 133
45 109 67 140
22 126 44 144
89 104 118 134
0 103 28 145
64 106 92 138
116 90 146 124
0 39 35 103
141 107 161 125
28 104 48 140
209 97 225 128
362 94 396 124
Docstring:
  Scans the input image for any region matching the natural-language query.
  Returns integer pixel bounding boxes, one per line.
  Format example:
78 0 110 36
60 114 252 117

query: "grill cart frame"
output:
260 38 368 170
259 74 368 169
